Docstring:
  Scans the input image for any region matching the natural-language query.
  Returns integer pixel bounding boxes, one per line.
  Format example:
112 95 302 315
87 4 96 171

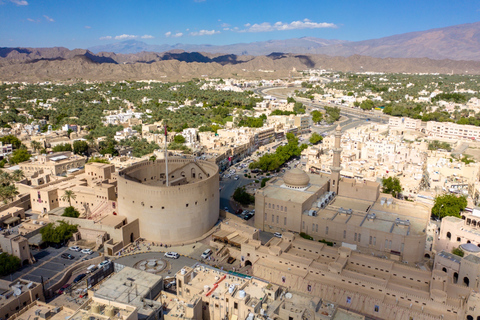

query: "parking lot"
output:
3 246 98 289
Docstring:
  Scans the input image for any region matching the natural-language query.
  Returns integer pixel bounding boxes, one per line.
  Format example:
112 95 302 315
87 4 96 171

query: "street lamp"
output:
438 204 444 219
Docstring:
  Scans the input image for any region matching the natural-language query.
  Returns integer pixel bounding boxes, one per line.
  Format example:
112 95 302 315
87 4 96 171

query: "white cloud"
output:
115 34 138 40
239 19 337 32
223 28 230 31
85 26 91 29
165 31 183 38
26 18 35 22
141 34 154 39
43 15 54 22
221 23 230 28
244 23 251 27
99 36 112 40
10 0 28 5
189 29 220 36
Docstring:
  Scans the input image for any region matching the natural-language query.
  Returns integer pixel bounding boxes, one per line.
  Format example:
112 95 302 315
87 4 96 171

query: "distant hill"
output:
1 21 480 82
1 51 480 83
87 38 348 56
85 22 480 61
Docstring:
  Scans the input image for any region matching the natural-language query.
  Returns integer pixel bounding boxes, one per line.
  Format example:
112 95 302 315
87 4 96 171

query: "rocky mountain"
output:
1 21 480 82
87 38 348 56
85 22 480 61
1 51 480 82
313 21 480 61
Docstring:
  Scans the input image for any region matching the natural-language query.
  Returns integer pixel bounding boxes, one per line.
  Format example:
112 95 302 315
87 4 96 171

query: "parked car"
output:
236 208 243 215
164 252 180 259
86 265 98 274
69 246 81 252
98 260 111 268
57 284 70 295
73 273 86 283
61 253 75 260
201 249 213 259
273 232 283 238
81 249 93 255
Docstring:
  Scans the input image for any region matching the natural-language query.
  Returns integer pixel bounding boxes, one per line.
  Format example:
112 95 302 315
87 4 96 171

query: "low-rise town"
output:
2 71 480 320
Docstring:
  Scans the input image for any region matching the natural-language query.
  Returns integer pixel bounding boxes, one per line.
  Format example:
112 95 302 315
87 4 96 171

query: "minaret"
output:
330 124 342 193
164 125 169 187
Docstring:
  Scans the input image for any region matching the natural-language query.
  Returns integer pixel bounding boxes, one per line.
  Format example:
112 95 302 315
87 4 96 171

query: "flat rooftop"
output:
316 195 429 236
10 302 73 320
92 266 163 317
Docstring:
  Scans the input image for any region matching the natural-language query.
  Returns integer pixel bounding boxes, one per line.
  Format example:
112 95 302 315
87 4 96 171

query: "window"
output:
272 215 274 223
343 230 346 239
369 236 372 244
355 233 357 241
277 205 279 210
358 234 361 242
303 221 305 229
269 203 271 208
373 237 376 245
281 206 283 211
284 217 287 225
326 227 328 235
316 224 318 232
285 207 287 212
276 216 279 224
457 237 461 242
234 302 238 309
374 305 379 313
265 213 267 221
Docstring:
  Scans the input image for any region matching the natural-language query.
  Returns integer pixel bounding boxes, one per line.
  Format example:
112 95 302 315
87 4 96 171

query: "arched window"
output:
446 232 451 240
442 267 447 273
453 272 458 284
464 277 470 287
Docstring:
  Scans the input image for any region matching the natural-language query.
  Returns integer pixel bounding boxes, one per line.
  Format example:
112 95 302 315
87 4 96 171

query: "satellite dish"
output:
13 287 22 296
285 293 292 299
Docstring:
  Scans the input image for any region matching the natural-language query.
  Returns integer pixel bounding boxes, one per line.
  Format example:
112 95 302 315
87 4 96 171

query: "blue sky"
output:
0 0 479 49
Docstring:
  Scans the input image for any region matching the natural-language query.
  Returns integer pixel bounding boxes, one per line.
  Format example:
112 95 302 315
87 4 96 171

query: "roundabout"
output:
135 258 167 274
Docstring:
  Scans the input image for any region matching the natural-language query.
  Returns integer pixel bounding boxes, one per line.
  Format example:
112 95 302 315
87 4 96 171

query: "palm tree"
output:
12 169 24 182
0 171 13 187
31 141 42 154
62 190 76 207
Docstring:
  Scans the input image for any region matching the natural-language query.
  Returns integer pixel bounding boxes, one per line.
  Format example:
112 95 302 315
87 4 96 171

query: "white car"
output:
81 249 93 255
164 252 180 259
201 249 213 259
69 246 81 252
273 232 282 238
98 260 111 268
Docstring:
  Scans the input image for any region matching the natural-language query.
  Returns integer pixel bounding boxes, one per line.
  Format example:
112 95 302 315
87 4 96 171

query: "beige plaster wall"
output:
117 159 219 243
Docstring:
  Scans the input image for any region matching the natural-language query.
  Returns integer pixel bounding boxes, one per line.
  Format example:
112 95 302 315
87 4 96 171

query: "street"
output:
219 171 255 213
3 246 99 289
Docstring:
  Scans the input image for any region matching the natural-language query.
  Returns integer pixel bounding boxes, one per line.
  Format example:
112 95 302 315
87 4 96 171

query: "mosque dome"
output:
284 168 310 188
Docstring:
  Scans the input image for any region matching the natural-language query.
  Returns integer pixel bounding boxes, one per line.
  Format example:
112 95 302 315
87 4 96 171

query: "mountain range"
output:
0 22 480 82
86 22 480 61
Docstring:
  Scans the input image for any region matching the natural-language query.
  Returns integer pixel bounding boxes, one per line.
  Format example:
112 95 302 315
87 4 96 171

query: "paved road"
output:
219 173 255 213
3 246 99 288
114 251 198 276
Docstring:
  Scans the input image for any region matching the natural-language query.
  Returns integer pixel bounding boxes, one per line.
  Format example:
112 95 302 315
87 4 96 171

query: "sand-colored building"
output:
241 233 479 320
0 279 44 320
19 151 86 176
255 126 430 263
117 158 219 243
169 264 364 320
